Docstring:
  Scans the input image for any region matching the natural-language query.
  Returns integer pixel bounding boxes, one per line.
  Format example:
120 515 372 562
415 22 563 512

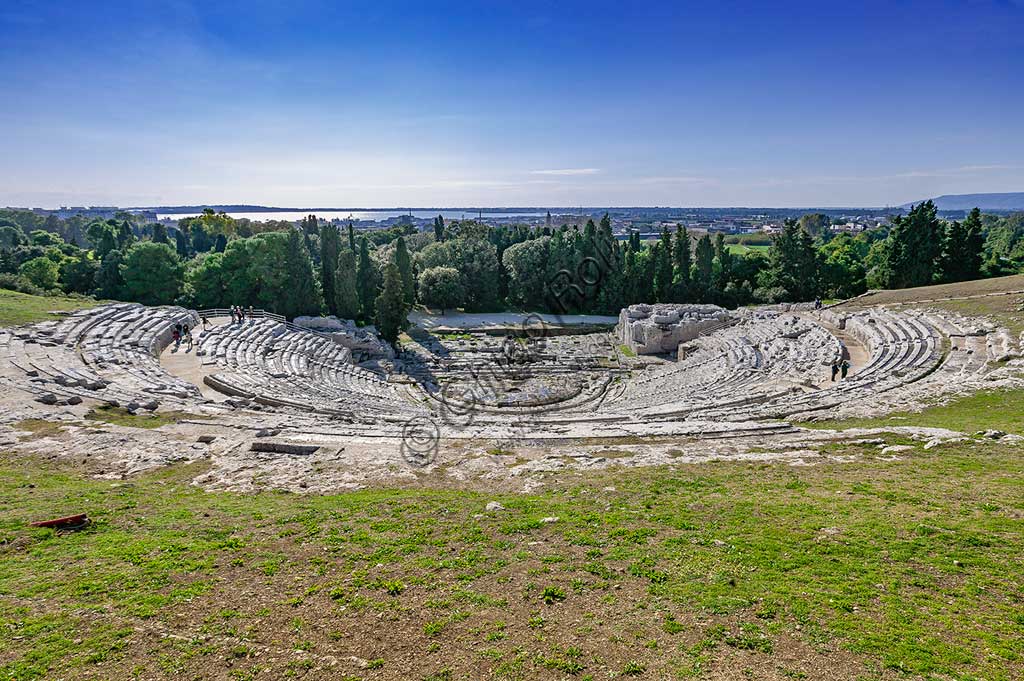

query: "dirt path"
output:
159 317 230 401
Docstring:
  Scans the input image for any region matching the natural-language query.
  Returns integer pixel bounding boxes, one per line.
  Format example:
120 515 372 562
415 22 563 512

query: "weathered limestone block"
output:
616 304 732 355
293 316 394 360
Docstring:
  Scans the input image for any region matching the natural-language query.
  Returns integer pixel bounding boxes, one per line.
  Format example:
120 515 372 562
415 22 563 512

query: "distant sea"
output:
157 210 548 222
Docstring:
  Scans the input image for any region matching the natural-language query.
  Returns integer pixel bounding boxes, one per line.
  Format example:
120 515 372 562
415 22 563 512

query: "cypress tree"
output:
334 249 360 319
673 225 691 300
347 222 356 252
214 234 228 253
375 261 406 345
713 233 733 289
174 229 189 259
356 236 378 321
320 223 340 315
433 215 445 242
281 228 320 319
694 234 715 298
394 235 415 307
875 201 942 289
653 229 674 303
963 207 985 280
152 223 169 244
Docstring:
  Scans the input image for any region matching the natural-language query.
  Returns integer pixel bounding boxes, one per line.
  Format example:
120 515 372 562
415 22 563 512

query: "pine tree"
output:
356 236 379 321
319 223 340 315
334 249 360 319
374 261 406 345
394 236 415 307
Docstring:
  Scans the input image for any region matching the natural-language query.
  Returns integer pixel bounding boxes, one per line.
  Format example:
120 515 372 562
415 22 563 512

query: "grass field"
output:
799 387 1024 435
0 288 93 326
2 434 1022 680
726 244 770 255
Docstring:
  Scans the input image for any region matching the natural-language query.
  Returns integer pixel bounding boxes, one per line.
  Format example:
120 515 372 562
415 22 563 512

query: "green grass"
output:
0 288 93 326
1 439 1023 679
618 344 637 358
83 405 197 429
799 387 1024 434
726 244 770 255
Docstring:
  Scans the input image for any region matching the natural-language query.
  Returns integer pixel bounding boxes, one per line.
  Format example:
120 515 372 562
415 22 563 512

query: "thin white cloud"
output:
529 168 601 176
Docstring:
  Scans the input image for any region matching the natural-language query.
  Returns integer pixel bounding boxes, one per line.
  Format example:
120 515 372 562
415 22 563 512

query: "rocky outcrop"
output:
292 316 395 360
616 304 732 355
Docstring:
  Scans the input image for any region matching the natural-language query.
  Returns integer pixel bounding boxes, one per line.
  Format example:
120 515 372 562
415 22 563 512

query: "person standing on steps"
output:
841 359 850 379
830 361 840 382
248 305 255 323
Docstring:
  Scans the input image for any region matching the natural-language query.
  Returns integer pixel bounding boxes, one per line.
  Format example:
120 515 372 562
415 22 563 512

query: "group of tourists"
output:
230 306 256 324
171 322 193 351
830 359 851 381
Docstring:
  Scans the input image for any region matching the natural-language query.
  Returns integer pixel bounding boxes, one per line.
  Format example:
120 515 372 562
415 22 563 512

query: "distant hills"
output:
904 192 1024 211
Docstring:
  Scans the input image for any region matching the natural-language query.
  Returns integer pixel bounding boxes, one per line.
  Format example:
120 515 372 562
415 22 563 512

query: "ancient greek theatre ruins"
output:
2 298 1022 491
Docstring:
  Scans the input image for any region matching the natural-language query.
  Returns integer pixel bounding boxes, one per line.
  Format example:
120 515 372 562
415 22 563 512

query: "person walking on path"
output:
248 306 255 323
841 360 850 379
830 361 839 382
230 307 237 324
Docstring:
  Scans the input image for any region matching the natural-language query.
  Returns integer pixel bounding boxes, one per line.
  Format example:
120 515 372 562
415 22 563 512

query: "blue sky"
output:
1 0 1022 208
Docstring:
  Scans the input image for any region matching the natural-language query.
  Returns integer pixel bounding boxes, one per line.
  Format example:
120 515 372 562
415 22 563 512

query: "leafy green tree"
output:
94 249 126 299
86 221 119 259
416 238 500 311
653 228 674 302
819 233 866 299
503 237 550 310
280 228 321 319
152 223 170 244
693 234 715 297
0 224 27 250
334 249 360 319
394 236 415 307
186 252 229 308
757 220 819 301
59 254 98 294
30 230 64 248
713 233 733 291
870 201 941 289
117 221 135 250
18 257 59 289
214 234 228 253
673 225 691 300
374 262 407 345
797 213 831 239
120 242 184 305
174 229 190 258
418 266 464 315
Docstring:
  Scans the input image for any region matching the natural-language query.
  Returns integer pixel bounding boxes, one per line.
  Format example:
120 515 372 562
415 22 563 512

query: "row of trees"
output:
2 203 1022 347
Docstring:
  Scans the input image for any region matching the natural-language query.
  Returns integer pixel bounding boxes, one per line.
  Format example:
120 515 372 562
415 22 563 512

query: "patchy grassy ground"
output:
83 405 201 430
2 436 1022 681
800 387 1024 435
0 288 94 326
